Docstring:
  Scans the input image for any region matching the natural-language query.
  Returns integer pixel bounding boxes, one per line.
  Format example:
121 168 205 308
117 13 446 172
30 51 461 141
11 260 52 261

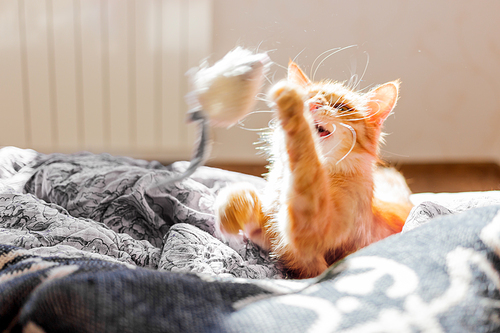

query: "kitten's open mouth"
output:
315 123 331 138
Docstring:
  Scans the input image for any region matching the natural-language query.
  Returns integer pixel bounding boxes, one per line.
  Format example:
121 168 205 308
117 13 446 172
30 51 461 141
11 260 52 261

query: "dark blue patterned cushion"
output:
0 147 499 332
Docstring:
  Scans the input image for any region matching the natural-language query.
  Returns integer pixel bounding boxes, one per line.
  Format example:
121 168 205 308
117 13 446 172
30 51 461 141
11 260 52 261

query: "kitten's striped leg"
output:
215 183 270 250
269 81 332 228
269 81 334 277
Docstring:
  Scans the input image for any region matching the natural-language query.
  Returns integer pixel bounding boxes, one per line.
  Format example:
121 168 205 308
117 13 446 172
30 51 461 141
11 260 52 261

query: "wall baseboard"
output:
208 162 500 194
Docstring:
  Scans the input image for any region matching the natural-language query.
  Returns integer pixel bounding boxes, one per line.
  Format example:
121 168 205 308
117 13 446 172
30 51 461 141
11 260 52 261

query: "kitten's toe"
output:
268 80 291 101
268 81 304 132
268 81 304 109
215 183 260 233
215 183 271 250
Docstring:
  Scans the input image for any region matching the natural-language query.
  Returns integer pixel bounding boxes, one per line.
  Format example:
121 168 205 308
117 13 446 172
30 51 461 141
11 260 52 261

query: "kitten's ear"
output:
288 61 311 87
366 80 400 127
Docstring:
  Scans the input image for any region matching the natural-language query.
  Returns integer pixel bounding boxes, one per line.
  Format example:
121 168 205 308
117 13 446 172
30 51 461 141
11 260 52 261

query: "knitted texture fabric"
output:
0 147 500 332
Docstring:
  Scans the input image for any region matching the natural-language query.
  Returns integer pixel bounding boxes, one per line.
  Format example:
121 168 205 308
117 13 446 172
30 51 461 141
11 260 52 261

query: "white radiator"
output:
0 0 212 161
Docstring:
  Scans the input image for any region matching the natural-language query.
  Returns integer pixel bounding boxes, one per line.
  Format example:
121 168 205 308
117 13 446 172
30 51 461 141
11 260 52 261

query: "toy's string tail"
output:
149 109 209 189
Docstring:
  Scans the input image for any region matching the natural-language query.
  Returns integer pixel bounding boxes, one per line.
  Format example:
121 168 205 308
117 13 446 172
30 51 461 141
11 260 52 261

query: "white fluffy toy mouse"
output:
150 47 271 189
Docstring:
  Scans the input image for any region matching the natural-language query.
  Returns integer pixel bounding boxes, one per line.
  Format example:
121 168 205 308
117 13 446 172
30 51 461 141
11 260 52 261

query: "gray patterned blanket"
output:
1 146 500 332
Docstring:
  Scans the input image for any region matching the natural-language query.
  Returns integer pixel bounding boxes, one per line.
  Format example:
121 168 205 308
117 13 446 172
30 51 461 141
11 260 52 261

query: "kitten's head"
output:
287 61 399 173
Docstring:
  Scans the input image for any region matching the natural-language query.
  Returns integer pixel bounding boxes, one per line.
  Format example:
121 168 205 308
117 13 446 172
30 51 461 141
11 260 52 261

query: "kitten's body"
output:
215 62 412 278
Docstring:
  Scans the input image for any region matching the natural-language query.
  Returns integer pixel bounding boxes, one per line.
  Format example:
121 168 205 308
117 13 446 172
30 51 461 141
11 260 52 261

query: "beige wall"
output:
0 0 212 162
209 0 500 165
1 0 499 165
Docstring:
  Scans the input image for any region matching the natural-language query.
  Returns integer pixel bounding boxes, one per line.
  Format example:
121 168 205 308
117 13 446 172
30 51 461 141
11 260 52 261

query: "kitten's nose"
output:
309 102 319 113
308 100 324 113
307 96 327 113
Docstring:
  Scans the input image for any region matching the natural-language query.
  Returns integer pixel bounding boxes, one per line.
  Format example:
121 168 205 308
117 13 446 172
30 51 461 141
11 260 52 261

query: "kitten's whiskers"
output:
237 110 274 132
312 45 357 82
293 48 307 64
256 92 271 103
353 52 370 91
347 74 359 91
336 123 357 164
310 47 343 78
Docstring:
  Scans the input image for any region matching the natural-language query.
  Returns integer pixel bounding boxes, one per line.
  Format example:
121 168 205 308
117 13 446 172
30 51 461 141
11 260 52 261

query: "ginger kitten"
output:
215 61 412 278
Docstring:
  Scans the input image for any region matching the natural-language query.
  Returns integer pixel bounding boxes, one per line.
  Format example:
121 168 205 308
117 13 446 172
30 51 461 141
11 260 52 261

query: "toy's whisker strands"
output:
336 123 357 164
312 45 357 82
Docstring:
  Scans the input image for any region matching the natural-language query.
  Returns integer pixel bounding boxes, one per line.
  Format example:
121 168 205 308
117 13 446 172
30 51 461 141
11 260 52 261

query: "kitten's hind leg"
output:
279 247 329 279
215 183 270 250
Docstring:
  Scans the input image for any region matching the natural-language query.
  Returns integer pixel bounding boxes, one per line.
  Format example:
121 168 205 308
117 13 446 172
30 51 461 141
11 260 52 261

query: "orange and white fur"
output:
215 61 413 278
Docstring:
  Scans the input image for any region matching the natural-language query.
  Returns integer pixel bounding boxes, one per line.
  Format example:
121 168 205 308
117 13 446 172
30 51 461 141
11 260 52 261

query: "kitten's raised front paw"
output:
214 183 270 249
268 81 306 124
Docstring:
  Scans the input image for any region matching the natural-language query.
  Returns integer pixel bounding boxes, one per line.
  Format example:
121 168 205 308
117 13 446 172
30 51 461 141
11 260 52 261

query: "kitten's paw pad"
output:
215 183 262 235
268 81 305 118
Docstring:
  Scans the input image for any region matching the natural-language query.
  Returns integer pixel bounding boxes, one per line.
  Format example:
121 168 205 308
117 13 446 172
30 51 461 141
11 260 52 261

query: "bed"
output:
1 146 500 332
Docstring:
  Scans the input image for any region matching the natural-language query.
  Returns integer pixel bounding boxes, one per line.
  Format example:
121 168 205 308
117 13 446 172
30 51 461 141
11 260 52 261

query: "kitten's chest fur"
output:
264 157 393 263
